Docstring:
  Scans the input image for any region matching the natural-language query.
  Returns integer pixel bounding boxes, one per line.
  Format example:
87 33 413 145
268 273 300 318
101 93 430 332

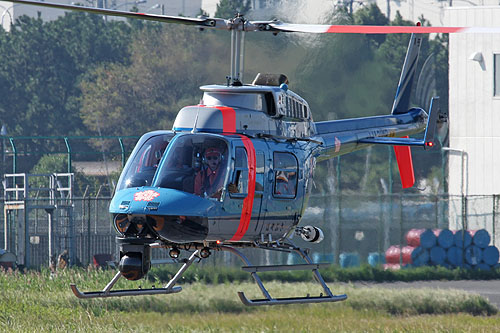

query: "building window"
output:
495 54 500 97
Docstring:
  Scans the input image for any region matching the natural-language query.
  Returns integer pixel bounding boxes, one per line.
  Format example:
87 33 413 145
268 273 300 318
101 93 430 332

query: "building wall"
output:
374 0 500 25
445 6 500 239
0 0 202 31
445 6 500 197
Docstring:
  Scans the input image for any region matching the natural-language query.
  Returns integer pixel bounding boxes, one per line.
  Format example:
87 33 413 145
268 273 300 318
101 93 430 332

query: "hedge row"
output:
148 264 500 284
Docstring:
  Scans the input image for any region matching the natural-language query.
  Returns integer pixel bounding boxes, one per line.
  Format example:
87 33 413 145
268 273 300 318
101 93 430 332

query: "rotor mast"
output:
228 15 246 86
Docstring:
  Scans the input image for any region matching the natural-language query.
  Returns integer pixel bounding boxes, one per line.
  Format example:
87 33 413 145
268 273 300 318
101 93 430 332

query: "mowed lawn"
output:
1 268 499 332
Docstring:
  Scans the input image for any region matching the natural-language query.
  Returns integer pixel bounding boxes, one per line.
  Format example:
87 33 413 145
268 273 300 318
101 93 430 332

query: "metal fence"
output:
1 193 499 268
300 193 499 264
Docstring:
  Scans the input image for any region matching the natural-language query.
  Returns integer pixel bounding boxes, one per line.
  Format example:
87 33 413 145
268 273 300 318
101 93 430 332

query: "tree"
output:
0 12 131 139
215 0 251 18
80 25 227 139
353 3 389 46
295 6 449 193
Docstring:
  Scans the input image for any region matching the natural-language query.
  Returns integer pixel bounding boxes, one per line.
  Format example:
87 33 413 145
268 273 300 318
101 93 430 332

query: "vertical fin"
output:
393 137 415 188
391 33 422 115
422 97 440 149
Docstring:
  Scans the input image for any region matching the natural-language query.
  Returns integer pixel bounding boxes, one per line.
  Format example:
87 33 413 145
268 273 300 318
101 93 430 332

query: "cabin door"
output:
219 142 264 241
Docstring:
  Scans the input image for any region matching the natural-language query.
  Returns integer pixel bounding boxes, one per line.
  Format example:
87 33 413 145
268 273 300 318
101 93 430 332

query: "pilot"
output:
194 147 236 198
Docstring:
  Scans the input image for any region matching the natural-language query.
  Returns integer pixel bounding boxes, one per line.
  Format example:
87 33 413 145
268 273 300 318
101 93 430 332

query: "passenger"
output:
286 171 297 196
275 171 290 195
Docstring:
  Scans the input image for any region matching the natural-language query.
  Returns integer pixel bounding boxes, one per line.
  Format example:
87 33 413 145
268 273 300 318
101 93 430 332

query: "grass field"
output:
1 268 500 332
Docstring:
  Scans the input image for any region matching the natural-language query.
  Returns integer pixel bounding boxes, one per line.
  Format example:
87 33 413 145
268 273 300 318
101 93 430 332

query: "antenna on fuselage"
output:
191 108 200 133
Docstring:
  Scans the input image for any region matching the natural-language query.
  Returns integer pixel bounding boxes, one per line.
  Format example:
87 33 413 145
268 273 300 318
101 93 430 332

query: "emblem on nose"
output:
134 190 160 202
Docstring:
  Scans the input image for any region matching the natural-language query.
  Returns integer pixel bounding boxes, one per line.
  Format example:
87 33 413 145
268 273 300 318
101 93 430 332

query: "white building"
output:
373 0 500 25
444 6 500 237
0 0 202 31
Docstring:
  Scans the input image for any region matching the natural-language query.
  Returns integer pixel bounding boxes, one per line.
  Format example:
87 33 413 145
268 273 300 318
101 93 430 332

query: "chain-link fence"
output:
1 193 499 269
300 194 499 264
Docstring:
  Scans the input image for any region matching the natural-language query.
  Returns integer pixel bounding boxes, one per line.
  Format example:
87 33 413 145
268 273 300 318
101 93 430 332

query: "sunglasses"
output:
206 156 220 161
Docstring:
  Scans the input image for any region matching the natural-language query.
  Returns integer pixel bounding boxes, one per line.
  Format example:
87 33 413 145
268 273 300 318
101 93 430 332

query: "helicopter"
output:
6 0 499 306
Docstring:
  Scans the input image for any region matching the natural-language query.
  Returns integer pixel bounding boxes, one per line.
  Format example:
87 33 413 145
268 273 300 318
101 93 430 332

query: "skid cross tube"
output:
220 245 347 306
70 250 200 299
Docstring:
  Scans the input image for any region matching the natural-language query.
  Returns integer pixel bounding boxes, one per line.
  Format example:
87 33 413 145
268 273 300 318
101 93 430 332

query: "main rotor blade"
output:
6 0 224 28
268 22 500 34
7 0 500 34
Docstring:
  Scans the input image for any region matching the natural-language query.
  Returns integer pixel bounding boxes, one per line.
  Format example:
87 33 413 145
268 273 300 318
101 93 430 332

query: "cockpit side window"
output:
153 135 229 199
230 147 248 198
255 152 265 195
117 134 171 191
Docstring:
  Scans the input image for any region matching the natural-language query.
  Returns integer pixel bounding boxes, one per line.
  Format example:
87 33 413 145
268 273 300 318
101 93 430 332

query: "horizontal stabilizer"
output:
359 136 428 146
359 97 440 149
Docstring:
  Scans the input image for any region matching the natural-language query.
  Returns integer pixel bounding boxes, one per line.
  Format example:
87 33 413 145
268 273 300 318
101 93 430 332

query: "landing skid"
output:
70 250 199 299
221 245 347 306
70 244 347 306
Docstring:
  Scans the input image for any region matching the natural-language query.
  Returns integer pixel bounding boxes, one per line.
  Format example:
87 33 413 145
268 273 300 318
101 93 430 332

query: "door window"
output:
273 152 298 198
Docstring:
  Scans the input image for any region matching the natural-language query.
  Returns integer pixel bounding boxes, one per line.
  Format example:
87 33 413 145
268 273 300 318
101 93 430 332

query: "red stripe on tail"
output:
393 137 415 188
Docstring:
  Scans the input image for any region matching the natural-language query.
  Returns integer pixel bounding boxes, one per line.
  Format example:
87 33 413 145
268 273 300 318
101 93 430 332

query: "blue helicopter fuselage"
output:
109 84 427 246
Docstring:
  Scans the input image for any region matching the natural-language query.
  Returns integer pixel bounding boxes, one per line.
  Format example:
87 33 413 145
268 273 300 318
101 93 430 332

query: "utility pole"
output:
1 124 6 175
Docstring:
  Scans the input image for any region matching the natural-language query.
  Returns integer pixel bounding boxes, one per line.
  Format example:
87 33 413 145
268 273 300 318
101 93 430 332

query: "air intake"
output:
252 73 289 86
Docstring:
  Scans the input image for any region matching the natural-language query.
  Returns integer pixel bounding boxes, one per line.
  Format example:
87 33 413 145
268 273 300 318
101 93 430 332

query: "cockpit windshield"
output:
116 134 171 191
153 134 229 199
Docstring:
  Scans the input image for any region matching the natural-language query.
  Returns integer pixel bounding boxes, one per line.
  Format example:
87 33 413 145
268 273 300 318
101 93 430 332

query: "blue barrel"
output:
437 229 454 249
441 262 451 269
446 246 464 267
465 245 482 265
339 253 360 268
471 229 491 248
430 246 446 265
475 263 491 271
367 252 385 267
287 253 302 265
312 253 334 263
454 230 472 248
312 252 321 263
411 246 429 267
420 229 437 249
482 246 500 266
321 253 335 263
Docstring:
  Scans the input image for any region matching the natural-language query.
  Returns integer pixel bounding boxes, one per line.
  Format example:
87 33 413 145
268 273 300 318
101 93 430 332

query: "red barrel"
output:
383 263 401 270
385 245 414 264
406 229 426 247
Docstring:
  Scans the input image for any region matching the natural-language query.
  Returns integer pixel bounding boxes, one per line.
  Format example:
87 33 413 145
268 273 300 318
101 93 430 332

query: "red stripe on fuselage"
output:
218 106 236 133
229 135 256 241
197 105 236 133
